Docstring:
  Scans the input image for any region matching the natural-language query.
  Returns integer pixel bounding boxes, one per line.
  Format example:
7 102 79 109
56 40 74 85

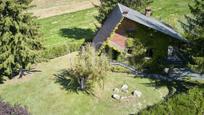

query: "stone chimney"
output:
145 6 152 16
122 10 129 15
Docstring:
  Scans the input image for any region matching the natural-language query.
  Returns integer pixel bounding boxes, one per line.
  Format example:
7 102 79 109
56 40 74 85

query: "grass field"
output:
151 0 192 33
39 8 98 48
0 53 168 115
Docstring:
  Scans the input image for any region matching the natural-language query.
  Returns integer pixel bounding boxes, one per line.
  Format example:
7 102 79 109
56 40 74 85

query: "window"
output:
168 46 174 56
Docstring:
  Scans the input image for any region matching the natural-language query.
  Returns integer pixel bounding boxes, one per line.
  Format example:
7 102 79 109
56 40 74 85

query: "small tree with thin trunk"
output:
68 44 110 92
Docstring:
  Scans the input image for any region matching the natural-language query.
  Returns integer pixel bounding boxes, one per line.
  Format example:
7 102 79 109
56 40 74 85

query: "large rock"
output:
121 96 128 100
121 84 128 93
112 94 121 100
132 90 142 97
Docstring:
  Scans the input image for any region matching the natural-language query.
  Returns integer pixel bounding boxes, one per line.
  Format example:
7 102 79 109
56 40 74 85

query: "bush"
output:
40 42 81 59
67 44 110 92
139 87 204 115
111 65 131 73
0 100 29 115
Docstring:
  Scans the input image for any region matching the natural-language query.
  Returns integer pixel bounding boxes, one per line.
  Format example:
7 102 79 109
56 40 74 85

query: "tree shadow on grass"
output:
54 69 94 95
0 77 5 84
59 28 96 42
140 77 199 99
0 68 42 84
22 68 42 76
54 70 79 93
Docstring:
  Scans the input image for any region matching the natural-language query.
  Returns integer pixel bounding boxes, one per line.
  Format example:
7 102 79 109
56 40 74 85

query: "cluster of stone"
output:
112 84 142 100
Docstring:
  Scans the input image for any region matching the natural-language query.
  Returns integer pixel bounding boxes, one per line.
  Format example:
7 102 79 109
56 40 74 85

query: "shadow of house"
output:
59 28 96 42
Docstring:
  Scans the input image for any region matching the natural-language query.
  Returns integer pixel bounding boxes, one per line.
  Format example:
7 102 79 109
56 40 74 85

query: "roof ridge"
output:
117 3 188 42
117 3 123 13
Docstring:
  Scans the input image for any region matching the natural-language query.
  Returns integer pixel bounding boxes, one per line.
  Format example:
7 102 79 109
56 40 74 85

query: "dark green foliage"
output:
0 0 42 78
96 0 152 24
127 24 170 73
139 87 204 115
0 100 29 115
182 0 204 73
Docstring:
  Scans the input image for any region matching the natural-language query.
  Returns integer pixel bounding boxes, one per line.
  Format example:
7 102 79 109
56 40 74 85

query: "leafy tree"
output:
67 44 110 92
96 0 153 24
0 0 42 78
182 0 204 73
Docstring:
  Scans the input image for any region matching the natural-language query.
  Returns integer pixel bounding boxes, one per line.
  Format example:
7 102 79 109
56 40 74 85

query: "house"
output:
92 3 188 69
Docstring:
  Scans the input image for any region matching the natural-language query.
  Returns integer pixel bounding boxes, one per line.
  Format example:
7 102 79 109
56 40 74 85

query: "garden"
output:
0 0 203 115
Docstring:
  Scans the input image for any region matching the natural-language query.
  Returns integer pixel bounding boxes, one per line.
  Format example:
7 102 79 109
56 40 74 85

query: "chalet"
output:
92 3 188 65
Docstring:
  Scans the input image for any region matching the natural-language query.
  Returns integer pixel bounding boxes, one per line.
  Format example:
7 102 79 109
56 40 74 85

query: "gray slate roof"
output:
93 3 188 48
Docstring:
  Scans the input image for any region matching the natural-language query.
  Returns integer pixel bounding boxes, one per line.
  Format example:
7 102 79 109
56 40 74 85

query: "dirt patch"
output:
29 0 100 19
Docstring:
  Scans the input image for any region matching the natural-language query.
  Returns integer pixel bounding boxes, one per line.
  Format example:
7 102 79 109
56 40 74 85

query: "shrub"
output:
139 87 204 115
40 42 81 59
111 65 131 73
0 100 29 115
67 44 110 92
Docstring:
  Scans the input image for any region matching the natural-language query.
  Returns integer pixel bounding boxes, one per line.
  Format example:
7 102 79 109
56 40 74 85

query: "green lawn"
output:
151 0 192 33
0 53 168 115
39 8 98 48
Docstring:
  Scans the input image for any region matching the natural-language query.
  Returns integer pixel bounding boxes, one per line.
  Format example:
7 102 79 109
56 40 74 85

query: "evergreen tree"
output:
96 0 152 24
183 0 204 73
0 0 42 78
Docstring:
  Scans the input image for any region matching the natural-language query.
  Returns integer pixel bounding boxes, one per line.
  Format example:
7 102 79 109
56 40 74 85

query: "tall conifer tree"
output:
0 0 42 78
183 0 204 73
